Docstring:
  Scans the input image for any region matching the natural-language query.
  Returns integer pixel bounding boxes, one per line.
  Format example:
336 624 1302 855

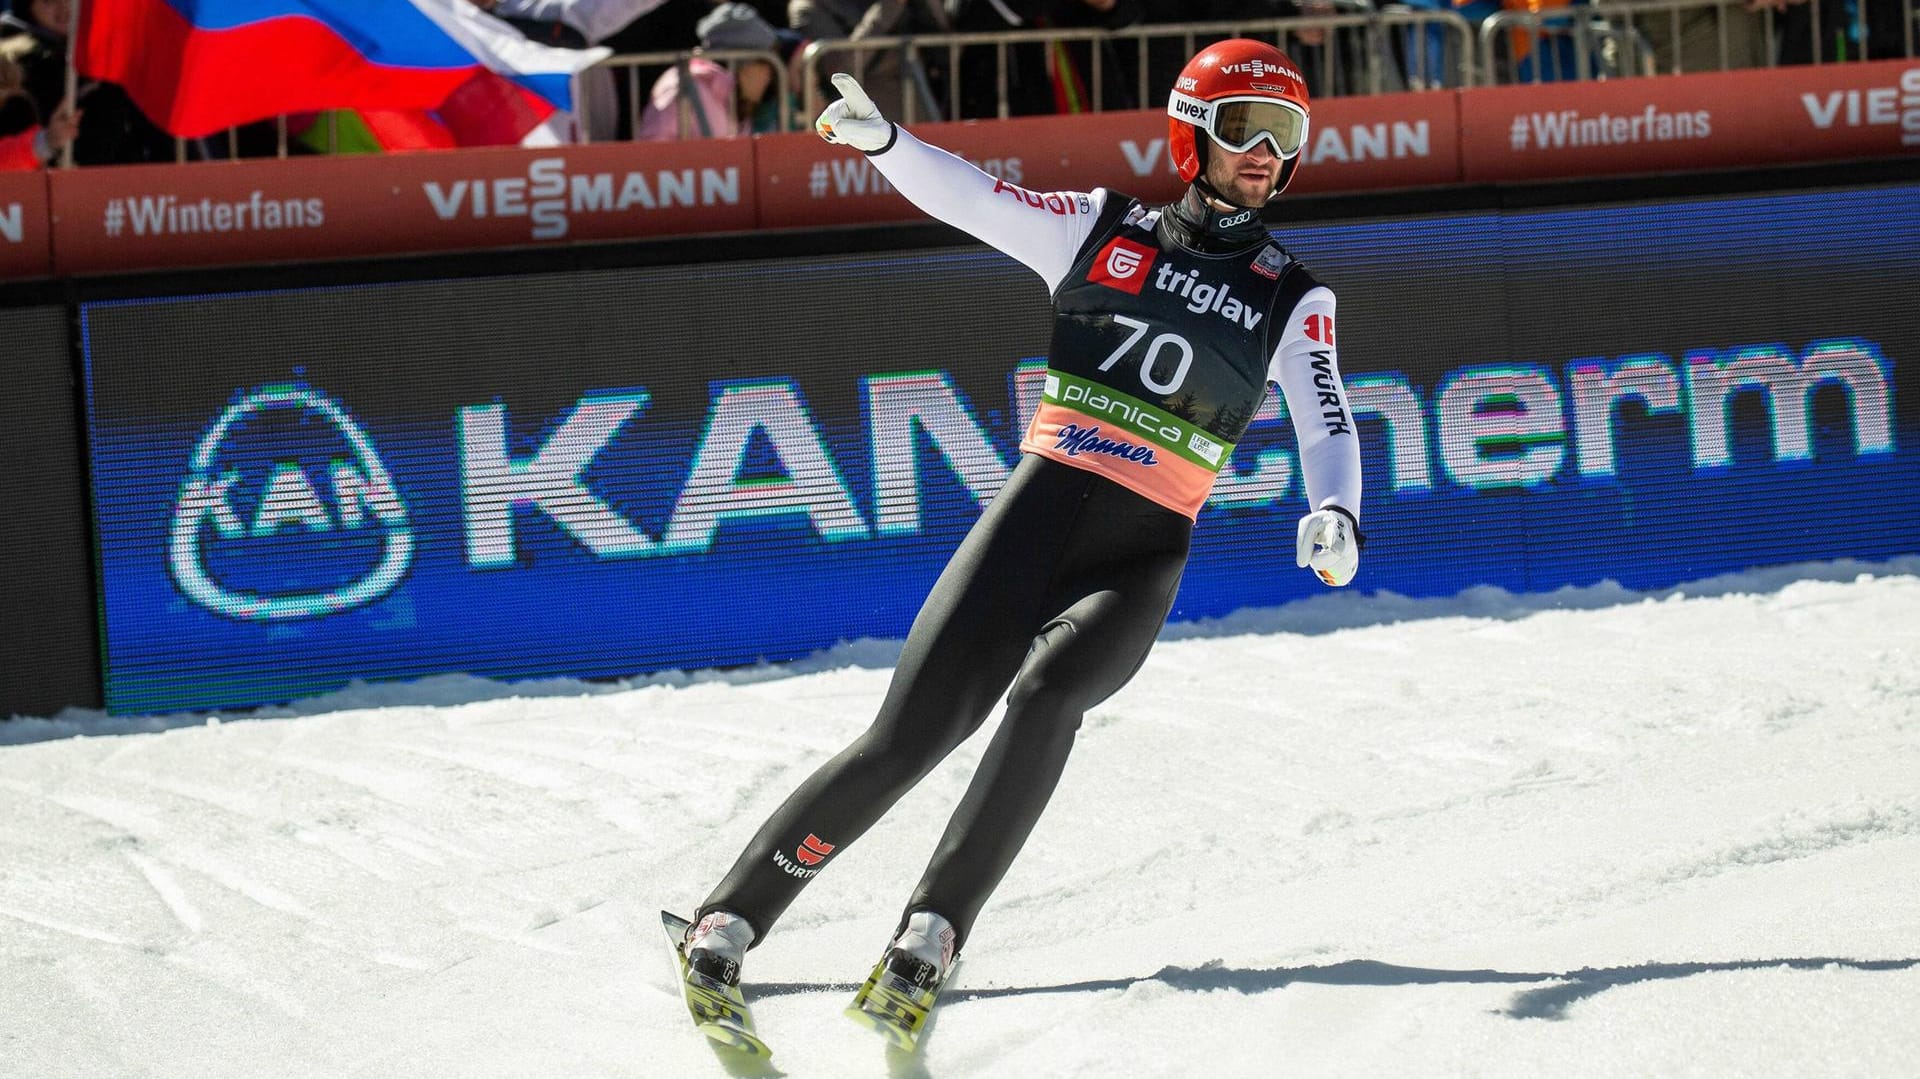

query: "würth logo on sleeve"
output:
1089 237 1158 294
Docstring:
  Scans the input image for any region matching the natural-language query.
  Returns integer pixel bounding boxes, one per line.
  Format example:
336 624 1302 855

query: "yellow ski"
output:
661 910 772 1060
844 950 960 1053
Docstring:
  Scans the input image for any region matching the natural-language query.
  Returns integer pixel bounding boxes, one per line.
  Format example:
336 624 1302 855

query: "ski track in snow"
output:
1 559 1918 1077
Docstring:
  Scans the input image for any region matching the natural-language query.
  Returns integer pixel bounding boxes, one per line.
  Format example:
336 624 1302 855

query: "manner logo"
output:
170 385 413 622
1089 237 1158 294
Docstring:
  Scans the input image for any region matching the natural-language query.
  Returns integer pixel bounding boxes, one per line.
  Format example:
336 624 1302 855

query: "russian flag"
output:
77 0 610 143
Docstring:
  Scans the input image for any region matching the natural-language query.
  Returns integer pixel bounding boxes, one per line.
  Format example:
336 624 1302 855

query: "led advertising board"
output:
80 182 1920 713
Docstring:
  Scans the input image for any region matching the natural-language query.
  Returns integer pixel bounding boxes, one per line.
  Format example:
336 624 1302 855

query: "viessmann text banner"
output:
21 60 1920 279
47 139 756 276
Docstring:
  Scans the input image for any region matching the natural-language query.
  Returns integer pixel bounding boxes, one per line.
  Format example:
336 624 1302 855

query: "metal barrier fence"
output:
794 12 1479 125
1479 7 1658 83
1482 0 1918 84
162 3 1918 162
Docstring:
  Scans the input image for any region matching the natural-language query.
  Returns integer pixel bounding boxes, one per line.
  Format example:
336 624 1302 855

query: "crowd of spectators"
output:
0 0 1914 168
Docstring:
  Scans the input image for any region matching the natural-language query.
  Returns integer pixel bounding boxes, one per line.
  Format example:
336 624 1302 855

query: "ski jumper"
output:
699 127 1362 952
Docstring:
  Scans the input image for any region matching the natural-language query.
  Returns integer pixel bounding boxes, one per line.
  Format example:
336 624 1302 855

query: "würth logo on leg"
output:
795 833 836 865
772 832 837 878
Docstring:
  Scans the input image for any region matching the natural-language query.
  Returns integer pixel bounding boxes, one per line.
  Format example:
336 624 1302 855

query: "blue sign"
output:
81 184 1920 713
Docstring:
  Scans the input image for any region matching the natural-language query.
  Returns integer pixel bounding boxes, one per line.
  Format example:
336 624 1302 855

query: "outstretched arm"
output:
816 74 1107 294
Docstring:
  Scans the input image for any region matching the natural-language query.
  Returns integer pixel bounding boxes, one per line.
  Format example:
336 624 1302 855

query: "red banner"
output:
10 63 1916 280
48 140 757 276
756 91 1461 229
1 171 52 280
1462 59 1920 182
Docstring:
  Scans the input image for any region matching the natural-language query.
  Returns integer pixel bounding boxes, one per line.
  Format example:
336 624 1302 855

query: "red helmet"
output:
1166 39 1311 197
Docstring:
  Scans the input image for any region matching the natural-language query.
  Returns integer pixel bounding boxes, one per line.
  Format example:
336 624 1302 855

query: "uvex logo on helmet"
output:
1172 97 1210 122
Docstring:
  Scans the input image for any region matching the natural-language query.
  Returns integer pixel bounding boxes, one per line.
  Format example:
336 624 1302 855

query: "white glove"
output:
1296 507 1361 588
814 72 894 153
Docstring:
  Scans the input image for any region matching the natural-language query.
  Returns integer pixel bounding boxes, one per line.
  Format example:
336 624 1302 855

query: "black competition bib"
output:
1020 199 1297 517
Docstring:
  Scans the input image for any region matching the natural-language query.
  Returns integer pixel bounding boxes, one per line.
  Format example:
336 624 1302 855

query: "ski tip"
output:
700 1021 775 1060
844 1004 917 1052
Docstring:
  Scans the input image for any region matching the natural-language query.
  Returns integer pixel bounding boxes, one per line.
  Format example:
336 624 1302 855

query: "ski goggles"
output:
1168 92 1309 158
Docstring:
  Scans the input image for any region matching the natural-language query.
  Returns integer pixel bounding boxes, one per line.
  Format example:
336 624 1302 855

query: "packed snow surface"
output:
3 560 1918 1078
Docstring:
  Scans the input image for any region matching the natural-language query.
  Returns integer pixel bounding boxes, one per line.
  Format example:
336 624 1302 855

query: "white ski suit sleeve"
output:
1269 288 1362 518
864 127 1109 295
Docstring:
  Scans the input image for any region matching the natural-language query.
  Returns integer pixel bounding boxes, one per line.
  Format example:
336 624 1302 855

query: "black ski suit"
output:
699 128 1363 953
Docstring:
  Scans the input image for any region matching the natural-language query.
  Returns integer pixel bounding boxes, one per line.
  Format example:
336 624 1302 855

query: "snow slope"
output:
3 560 1918 1078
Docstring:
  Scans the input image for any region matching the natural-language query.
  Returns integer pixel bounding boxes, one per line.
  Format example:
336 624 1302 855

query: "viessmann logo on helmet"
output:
1220 58 1302 82
169 384 414 622
1088 237 1158 295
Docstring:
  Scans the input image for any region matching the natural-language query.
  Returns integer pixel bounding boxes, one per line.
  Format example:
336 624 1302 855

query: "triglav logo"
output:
1089 237 1158 295
170 385 413 621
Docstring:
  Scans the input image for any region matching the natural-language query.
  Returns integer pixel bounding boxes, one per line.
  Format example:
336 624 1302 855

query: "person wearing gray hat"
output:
697 2 782 51
639 1 805 137
707 3 809 134
788 0 951 118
